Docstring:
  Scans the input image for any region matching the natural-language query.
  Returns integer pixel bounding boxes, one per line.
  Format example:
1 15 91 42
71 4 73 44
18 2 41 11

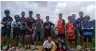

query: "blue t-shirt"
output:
82 22 93 35
13 21 21 27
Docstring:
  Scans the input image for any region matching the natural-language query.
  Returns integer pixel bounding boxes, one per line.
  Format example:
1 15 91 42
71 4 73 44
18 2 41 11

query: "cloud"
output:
1 1 95 24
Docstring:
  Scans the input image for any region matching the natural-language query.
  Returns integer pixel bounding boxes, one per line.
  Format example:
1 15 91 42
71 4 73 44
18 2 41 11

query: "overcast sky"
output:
0 1 96 24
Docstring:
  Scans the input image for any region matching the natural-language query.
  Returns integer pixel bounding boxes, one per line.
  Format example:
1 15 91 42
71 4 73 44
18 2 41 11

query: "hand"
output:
29 29 32 31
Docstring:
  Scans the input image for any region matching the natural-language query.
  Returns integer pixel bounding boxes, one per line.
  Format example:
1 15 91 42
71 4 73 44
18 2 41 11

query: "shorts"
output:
36 32 41 41
57 34 65 39
83 35 92 43
44 30 51 38
20 28 27 36
1 28 11 38
13 29 21 40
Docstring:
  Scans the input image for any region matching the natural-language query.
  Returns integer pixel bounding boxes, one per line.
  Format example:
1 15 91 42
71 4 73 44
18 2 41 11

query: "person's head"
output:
4 9 10 16
46 16 49 21
47 36 52 42
14 15 20 21
57 37 61 41
21 11 25 17
68 16 72 22
72 14 76 19
36 14 40 19
79 11 84 18
59 13 62 20
29 11 33 17
84 15 90 22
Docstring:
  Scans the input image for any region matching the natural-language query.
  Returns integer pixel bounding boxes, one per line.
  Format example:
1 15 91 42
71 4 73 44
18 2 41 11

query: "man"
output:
20 11 27 47
44 16 55 39
36 14 43 45
72 14 78 47
1 9 13 50
24 11 36 49
57 13 65 41
82 15 93 51
77 11 84 45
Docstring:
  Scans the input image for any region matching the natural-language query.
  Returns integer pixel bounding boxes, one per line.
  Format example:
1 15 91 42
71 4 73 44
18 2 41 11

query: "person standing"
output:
24 11 36 49
57 13 66 42
1 9 13 50
77 11 84 45
43 16 55 39
35 14 43 45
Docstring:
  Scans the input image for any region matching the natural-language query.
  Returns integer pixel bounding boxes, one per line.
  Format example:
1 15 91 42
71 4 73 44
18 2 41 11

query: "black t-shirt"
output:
44 21 54 31
2 16 13 30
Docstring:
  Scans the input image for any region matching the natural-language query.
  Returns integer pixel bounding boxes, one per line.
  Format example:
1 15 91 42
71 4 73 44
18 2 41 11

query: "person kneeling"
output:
43 36 56 51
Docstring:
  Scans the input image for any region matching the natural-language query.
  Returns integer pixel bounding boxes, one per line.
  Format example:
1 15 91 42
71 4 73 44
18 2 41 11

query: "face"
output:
68 17 72 22
5 13 10 16
15 17 19 21
79 12 83 17
37 15 40 19
72 14 76 19
46 16 49 21
21 12 25 17
84 17 90 22
59 14 62 19
48 36 52 42
29 13 33 17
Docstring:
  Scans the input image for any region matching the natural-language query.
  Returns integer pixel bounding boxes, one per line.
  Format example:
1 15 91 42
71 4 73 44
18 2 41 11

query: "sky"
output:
0 1 96 24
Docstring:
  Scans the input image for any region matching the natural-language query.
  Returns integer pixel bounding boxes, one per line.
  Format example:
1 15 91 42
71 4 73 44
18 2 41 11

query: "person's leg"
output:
88 35 92 51
6 30 11 50
72 41 75 49
83 35 87 51
38 32 41 45
79 30 83 45
24 34 29 49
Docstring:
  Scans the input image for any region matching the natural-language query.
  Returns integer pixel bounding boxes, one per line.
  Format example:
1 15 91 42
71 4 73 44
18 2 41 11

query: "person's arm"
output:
32 20 36 31
50 22 55 29
1 18 7 24
7 17 13 25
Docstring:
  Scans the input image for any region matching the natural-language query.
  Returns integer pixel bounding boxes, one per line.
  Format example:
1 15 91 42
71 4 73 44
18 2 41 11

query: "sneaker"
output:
8 48 12 51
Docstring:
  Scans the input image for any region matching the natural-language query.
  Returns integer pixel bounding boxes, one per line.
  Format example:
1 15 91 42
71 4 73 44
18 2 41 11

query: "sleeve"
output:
50 22 55 27
2 17 5 21
43 41 46 48
62 19 65 25
52 41 55 46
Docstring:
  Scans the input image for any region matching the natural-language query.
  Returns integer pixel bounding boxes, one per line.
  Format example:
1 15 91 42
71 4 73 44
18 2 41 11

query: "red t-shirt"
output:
57 19 65 34
66 22 75 40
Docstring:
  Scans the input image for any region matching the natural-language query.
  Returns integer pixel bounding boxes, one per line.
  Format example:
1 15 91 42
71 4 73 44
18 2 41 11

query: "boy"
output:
66 16 76 50
43 36 56 51
20 11 27 47
1 9 13 50
24 11 36 49
55 37 70 51
77 11 84 45
44 16 55 39
36 14 43 45
8 15 21 51
82 15 93 51
57 13 65 41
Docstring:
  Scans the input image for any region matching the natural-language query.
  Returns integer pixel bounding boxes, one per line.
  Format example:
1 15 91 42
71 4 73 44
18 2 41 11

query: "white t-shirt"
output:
43 40 55 48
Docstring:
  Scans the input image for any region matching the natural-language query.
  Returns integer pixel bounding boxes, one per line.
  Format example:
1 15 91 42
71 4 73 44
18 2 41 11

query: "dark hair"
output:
79 11 83 14
4 9 10 14
84 15 90 20
36 14 40 16
29 11 33 14
59 13 62 15
68 16 72 19
14 15 20 18
72 14 75 16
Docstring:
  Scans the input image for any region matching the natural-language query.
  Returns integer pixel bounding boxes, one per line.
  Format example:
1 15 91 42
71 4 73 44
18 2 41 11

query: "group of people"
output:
1 9 94 51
